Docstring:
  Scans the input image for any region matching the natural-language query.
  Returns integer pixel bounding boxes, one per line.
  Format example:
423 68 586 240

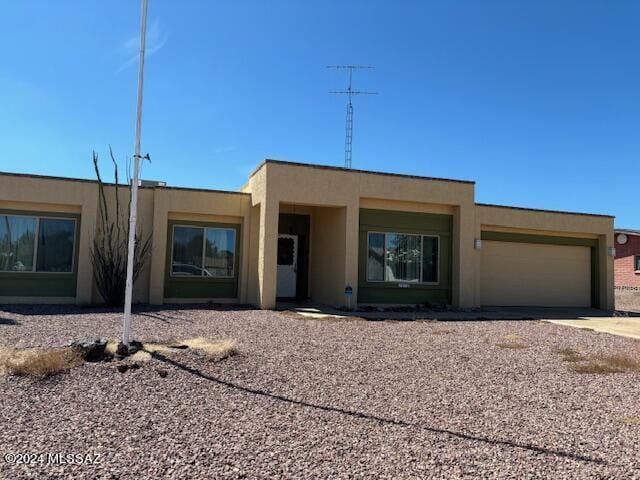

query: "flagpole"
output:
122 0 149 347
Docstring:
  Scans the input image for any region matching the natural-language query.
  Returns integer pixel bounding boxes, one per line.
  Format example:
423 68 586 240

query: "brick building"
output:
614 229 640 288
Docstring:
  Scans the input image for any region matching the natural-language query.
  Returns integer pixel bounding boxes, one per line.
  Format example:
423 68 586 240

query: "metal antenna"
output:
328 65 377 169
122 0 149 348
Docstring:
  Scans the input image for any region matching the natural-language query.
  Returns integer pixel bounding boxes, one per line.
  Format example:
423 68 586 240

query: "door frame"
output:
278 213 310 299
276 234 298 298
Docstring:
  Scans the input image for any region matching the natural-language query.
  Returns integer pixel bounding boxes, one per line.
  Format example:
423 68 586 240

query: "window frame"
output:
366 230 440 285
169 224 237 279
0 213 77 274
635 255 640 273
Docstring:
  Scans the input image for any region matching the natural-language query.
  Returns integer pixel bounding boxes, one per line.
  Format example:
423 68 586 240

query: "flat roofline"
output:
615 228 640 236
250 159 476 185
0 171 250 196
477 202 614 219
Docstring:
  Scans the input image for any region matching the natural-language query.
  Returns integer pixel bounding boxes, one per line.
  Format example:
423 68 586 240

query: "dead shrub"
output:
619 416 640 426
570 353 640 374
142 342 174 354
496 334 528 349
496 342 529 350
431 328 454 335
556 347 586 362
90 150 151 306
180 338 238 359
0 346 83 377
279 310 363 322
129 350 152 363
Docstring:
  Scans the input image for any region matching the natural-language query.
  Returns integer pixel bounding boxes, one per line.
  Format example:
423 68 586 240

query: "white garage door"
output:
480 240 591 307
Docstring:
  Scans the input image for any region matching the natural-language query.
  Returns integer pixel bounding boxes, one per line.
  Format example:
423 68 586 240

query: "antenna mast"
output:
328 65 377 169
122 0 149 348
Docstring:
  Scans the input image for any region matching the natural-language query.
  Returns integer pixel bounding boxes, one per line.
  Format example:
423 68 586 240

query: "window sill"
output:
362 281 443 289
0 271 74 278
167 276 236 283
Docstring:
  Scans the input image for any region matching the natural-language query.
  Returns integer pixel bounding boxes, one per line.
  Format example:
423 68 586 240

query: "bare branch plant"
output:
90 148 152 306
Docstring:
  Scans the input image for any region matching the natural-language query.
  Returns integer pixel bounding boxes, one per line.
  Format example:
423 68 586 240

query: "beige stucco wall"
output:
148 187 252 304
0 175 99 304
308 206 347 306
0 173 251 306
243 162 613 310
0 163 615 311
244 161 476 309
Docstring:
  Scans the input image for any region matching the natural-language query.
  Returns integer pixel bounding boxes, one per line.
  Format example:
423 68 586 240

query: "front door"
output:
277 234 298 298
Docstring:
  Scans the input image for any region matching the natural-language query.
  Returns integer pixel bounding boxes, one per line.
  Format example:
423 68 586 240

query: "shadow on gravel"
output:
0 317 18 325
151 351 605 466
150 351 409 427
0 303 257 317
135 312 193 324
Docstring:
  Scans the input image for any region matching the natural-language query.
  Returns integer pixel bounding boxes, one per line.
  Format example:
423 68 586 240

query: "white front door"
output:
277 234 298 298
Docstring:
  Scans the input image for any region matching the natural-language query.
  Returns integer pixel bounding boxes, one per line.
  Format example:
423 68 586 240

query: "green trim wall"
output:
0 209 80 297
358 208 453 305
480 231 600 308
164 219 241 299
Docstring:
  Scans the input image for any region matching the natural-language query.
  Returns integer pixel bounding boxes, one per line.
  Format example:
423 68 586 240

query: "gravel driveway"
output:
1 305 640 479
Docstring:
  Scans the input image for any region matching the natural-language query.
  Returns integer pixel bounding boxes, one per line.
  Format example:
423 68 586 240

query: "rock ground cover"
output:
1 305 640 479
616 289 640 313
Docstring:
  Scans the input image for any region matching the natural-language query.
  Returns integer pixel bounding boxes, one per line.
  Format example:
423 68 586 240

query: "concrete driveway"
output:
280 304 640 340
547 317 640 340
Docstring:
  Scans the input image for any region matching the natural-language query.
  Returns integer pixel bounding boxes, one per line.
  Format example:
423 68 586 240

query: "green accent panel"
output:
480 231 597 248
0 273 76 297
164 220 241 299
481 231 600 308
278 214 310 298
358 209 453 305
0 209 80 297
360 208 452 234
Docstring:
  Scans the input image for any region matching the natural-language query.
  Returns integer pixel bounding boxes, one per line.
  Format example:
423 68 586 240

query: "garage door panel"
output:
480 241 591 307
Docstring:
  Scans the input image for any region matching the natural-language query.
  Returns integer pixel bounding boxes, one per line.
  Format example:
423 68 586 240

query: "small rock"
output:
129 363 141 370
116 340 144 357
117 364 129 373
157 368 168 378
70 338 107 362
129 340 143 354
116 342 129 357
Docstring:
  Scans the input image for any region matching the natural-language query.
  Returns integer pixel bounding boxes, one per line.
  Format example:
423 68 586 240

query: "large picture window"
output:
0 214 76 273
171 225 236 278
367 232 439 284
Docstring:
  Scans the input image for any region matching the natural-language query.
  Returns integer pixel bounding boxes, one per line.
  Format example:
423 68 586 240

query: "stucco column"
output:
452 204 476 308
600 233 615 310
257 198 279 309
238 214 250 304
149 190 168 305
344 204 359 307
75 190 99 305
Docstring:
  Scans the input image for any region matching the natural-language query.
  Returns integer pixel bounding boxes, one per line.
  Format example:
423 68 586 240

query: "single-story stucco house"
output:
0 159 615 309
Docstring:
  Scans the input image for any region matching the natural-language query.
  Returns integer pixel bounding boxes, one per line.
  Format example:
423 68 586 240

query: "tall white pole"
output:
122 0 149 347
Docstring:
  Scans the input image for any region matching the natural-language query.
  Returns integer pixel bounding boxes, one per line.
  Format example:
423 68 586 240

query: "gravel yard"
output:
1 306 640 479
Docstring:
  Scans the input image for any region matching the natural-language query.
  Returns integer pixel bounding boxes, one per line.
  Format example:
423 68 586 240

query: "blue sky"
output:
1 1 638 226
